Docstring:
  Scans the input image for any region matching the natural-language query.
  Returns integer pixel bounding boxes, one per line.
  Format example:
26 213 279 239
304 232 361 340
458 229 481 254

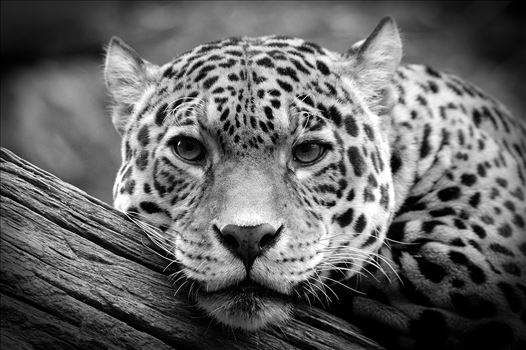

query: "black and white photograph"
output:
1 1 525 349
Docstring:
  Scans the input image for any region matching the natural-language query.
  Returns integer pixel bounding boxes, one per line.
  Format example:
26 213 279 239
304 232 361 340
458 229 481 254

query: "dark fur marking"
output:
390 152 402 174
155 103 168 126
276 66 299 82
471 224 486 239
469 192 481 208
335 208 354 228
353 214 367 233
277 79 293 92
264 106 274 120
256 57 274 68
220 107 230 121
387 221 406 242
489 243 514 256
136 150 149 171
137 125 150 147
415 256 447 283
437 187 461 201
316 60 330 75
502 262 521 277
497 224 513 238
449 251 486 284
140 201 163 214
203 76 219 89
363 124 374 141
347 146 365 177
344 115 359 137
420 124 432 159
327 106 343 127
460 173 477 186
429 207 456 217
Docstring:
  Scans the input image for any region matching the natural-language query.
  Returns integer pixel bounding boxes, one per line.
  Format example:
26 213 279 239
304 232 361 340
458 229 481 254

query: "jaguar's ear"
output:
344 17 402 113
104 37 159 134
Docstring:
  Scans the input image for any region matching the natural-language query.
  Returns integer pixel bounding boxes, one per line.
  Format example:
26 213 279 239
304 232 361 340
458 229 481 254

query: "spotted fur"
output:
104 17 526 349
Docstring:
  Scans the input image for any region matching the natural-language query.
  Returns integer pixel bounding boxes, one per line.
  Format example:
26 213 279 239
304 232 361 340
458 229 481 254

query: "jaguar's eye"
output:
293 142 327 165
171 136 205 162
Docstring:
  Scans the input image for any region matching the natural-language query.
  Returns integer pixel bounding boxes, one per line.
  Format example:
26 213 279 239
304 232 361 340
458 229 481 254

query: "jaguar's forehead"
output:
167 35 337 69
158 36 343 98
146 36 350 149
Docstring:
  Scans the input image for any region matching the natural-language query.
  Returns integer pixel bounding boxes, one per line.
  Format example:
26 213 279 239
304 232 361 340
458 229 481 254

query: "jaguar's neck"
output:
387 65 447 216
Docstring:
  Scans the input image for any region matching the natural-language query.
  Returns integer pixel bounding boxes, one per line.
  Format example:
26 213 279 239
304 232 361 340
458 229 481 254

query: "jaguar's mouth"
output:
196 278 294 330
203 278 292 300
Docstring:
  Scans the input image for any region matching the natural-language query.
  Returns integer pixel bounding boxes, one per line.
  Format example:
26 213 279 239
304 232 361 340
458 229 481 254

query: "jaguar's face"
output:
105 18 401 330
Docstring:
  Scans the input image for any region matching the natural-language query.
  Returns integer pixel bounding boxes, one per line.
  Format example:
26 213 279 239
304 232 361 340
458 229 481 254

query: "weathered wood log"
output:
0 148 382 350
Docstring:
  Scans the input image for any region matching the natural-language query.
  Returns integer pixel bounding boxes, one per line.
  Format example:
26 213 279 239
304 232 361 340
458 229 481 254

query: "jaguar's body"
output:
104 18 526 349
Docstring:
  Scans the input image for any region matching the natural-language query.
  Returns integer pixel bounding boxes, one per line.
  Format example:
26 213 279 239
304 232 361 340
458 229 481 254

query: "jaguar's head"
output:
104 17 401 330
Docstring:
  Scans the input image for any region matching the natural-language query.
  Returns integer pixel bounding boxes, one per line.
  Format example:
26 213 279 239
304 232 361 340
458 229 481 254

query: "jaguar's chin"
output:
196 280 293 330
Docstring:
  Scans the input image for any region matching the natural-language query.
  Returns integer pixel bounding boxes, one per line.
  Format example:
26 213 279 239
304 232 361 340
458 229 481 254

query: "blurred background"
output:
1 1 525 204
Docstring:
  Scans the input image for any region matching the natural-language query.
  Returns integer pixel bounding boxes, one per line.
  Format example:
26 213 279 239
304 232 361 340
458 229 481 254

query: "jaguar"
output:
104 17 526 349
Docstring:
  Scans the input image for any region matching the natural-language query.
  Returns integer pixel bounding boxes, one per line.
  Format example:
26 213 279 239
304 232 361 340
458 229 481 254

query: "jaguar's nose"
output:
216 223 280 271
